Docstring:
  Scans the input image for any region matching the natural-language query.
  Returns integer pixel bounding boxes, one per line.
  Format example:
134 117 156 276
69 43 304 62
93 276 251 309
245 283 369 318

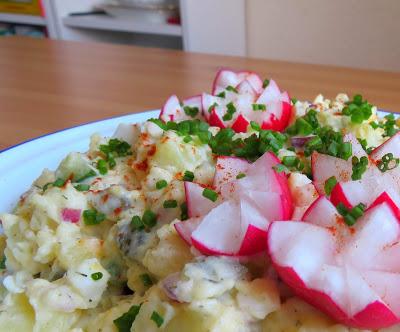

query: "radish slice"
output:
183 95 203 113
370 132 400 161
212 69 244 95
61 208 81 223
302 196 341 227
256 79 281 105
236 80 257 97
213 156 251 190
201 93 224 121
160 95 182 122
231 114 249 133
184 182 219 218
208 108 226 128
269 203 400 329
174 218 202 245
244 73 263 94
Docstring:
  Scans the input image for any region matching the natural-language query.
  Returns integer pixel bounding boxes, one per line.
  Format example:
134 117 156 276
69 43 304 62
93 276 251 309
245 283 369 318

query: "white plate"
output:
0 109 393 213
0 110 159 213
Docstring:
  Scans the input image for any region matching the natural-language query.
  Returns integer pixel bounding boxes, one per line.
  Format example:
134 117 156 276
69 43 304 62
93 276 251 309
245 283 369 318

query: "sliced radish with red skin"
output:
311 152 352 195
261 101 291 132
160 95 182 122
236 80 257 97
208 108 225 128
201 93 224 121
370 132 400 161
280 91 290 103
212 69 244 95
184 182 219 218
191 200 243 255
302 196 341 227
61 208 81 223
231 114 249 133
368 191 400 220
244 73 263 94
213 156 250 190
256 79 281 105
269 203 400 329
174 217 202 245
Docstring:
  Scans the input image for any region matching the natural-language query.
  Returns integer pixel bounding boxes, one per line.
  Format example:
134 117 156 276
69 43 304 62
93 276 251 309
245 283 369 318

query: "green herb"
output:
97 159 108 175
282 156 304 171
140 273 153 287
377 153 400 172
351 156 369 180
156 180 168 190
148 118 167 130
291 98 298 105
324 176 337 195
100 138 131 158
202 188 218 202
383 114 399 137
142 210 157 228
0 256 6 269
252 104 267 111
91 272 103 281
226 85 238 93
183 135 192 143
208 102 218 113
151 311 164 328
217 91 226 98
336 202 366 226
113 304 142 332
75 169 97 182
262 79 270 88
180 202 188 220
236 173 246 179
74 184 90 192
131 215 144 230
183 106 199 118
53 178 66 187
223 102 236 121
83 209 106 226
163 199 178 209
250 121 261 131
273 164 287 173
342 94 373 124
183 170 195 182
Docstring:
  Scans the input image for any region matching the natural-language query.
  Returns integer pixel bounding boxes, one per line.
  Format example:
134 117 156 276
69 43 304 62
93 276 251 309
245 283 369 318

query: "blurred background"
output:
0 0 399 72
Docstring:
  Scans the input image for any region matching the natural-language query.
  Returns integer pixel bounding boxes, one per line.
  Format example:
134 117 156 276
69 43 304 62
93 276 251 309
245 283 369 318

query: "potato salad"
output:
1 69 400 332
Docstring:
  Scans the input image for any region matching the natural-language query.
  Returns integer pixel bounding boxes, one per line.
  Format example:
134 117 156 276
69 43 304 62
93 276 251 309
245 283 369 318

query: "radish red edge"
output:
231 114 249 133
330 183 355 209
208 109 225 128
368 192 400 220
61 208 81 223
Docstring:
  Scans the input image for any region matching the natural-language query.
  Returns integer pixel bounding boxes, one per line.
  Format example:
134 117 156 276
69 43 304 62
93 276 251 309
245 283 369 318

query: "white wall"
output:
246 0 400 72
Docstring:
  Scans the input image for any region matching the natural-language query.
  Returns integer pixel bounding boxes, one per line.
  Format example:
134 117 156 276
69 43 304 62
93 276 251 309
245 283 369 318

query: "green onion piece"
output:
83 209 106 226
108 157 116 169
75 169 97 182
339 142 352 160
226 85 238 93
296 118 314 136
183 135 192 143
291 98 298 105
180 202 188 220
351 156 369 180
97 159 108 175
163 199 178 209
262 79 270 88
53 178 66 187
148 118 167 130
42 182 52 192
155 180 168 190
217 91 226 98
113 304 142 332
142 210 157 228
324 176 337 195
151 311 164 328
183 106 199 118
236 173 246 179
202 188 218 202
250 121 261 131
0 256 6 269
273 164 286 173
252 104 267 111
208 102 218 113
336 203 348 216
131 215 144 230
140 273 153 287
91 272 103 281
377 153 400 172
183 170 194 182
344 214 357 226
282 156 298 167
74 184 90 192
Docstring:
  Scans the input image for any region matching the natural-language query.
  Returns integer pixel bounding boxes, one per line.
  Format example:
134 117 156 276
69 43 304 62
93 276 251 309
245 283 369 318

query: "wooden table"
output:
1 36 399 150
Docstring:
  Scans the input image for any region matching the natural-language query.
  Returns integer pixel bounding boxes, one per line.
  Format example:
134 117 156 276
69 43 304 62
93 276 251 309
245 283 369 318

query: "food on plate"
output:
1 69 400 331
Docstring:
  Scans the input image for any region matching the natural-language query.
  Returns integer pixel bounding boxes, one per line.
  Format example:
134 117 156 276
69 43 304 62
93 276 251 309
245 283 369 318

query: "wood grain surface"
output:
0 36 399 150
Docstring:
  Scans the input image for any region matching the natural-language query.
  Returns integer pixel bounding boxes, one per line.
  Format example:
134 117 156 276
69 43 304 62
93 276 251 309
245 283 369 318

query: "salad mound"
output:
0 69 400 332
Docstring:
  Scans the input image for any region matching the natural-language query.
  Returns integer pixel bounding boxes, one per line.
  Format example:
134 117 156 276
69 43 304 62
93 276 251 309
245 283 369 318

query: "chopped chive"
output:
226 85 238 93
74 184 90 192
202 188 218 202
236 173 246 179
324 176 337 195
91 272 103 281
252 104 267 111
75 169 97 182
97 159 108 175
291 98 298 105
151 311 164 328
155 180 168 190
183 170 195 182
208 102 218 113
83 209 106 226
183 106 199 118
53 178 65 187
163 199 178 209
131 215 144 230
180 202 188 220
273 164 286 173
183 135 192 143
339 142 352 160
351 156 369 180
250 121 261 131
216 91 226 98
0 256 6 269
142 210 157 228
262 79 270 88
113 304 142 332
140 273 153 287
